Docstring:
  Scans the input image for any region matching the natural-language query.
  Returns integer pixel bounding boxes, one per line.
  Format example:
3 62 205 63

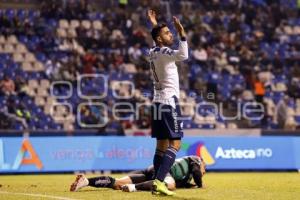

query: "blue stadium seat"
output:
18 35 28 44
14 123 24 130
0 63 4 69
241 24 251 34
5 9 15 19
17 9 27 19
31 35 41 44
272 92 285 104
36 53 46 62
294 116 300 124
274 75 287 84
183 120 193 129
95 12 104 20
28 10 40 19
198 124 215 129
203 16 211 23
47 19 58 27
288 99 295 108
1 54 10 61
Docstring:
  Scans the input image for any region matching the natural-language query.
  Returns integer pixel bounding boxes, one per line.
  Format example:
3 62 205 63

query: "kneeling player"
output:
70 155 206 192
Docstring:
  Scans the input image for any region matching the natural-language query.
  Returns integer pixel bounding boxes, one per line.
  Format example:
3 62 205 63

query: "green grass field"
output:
0 173 299 200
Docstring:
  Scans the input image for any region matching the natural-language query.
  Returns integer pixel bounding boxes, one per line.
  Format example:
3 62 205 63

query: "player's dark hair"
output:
151 23 167 43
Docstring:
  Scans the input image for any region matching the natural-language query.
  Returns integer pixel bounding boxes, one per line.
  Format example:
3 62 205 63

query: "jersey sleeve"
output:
160 39 189 62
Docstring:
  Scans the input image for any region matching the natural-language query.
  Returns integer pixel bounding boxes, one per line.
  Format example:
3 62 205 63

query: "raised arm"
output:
173 16 186 39
147 10 158 27
167 16 188 61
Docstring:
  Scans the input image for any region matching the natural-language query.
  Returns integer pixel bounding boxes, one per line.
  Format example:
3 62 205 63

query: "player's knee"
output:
156 139 169 151
175 143 181 150
169 141 181 151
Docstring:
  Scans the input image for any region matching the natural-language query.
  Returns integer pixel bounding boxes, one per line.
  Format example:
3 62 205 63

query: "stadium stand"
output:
1 0 300 133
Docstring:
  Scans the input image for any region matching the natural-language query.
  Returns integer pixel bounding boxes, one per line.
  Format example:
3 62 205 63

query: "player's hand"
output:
173 16 186 38
147 9 158 27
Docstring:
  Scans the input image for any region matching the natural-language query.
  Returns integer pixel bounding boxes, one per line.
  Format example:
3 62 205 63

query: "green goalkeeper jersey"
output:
169 156 203 188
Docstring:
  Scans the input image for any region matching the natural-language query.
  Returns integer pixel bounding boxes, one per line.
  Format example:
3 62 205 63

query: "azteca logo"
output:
186 142 215 165
214 146 273 159
0 139 43 170
185 141 273 161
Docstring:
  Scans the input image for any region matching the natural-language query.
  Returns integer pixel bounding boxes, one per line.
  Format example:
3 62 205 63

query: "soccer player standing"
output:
147 10 189 195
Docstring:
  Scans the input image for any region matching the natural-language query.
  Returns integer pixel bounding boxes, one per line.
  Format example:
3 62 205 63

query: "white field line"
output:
0 191 83 200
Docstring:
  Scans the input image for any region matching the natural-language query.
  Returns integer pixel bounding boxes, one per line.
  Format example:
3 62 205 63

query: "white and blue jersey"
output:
148 39 188 108
148 38 189 139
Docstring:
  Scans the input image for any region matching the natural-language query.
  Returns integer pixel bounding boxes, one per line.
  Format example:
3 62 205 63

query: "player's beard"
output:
163 39 173 47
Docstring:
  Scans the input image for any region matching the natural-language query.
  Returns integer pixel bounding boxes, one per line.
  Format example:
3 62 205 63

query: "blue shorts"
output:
151 96 184 140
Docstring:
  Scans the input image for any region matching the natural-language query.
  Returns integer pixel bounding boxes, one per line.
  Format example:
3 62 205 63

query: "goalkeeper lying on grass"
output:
70 155 206 193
